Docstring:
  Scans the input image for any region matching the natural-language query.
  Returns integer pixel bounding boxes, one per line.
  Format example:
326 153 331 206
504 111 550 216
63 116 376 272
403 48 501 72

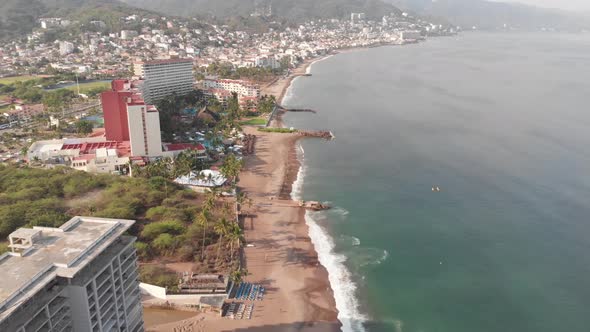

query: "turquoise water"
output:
283 33 590 332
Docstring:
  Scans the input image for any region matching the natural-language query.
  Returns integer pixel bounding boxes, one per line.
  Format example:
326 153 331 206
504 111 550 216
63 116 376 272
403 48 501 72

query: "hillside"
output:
122 0 402 22
0 0 153 41
0 0 47 40
385 0 589 31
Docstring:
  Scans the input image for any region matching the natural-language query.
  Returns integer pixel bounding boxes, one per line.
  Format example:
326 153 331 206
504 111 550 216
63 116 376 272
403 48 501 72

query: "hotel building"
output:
101 79 163 158
0 217 143 332
133 58 194 104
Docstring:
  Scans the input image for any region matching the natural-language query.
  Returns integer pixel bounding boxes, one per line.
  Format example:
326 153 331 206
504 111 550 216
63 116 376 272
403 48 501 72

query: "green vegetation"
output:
220 154 244 180
0 0 160 41
240 118 267 126
75 120 94 134
64 81 110 96
258 127 298 133
0 77 101 113
200 63 286 82
0 76 40 85
155 90 206 141
0 242 9 255
124 0 401 23
257 95 277 114
0 0 46 41
139 265 180 292
0 165 240 276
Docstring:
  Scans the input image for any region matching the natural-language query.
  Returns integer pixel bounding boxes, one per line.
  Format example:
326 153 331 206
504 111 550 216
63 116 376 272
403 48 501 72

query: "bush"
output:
93 206 136 220
145 206 168 221
0 243 8 255
258 127 297 133
152 233 177 255
135 241 151 260
141 220 186 240
139 265 179 292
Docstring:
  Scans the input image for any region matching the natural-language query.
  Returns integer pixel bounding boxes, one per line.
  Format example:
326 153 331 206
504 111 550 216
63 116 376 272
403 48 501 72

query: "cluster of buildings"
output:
0 10 457 79
1 100 45 125
200 78 261 110
27 58 203 173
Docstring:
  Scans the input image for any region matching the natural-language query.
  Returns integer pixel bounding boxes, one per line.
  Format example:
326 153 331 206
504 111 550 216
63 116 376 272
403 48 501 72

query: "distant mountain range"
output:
2 0 588 42
120 0 402 21
384 0 590 30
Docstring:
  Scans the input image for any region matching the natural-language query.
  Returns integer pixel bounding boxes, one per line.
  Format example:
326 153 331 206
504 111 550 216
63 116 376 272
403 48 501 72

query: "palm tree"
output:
196 210 211 260
213 217 231 265
227 223 244 263
230 268 248 284
236 192 246 205
204 191 216 211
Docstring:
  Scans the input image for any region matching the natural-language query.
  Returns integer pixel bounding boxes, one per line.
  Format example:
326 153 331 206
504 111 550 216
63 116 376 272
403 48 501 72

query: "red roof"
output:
61 140 130 155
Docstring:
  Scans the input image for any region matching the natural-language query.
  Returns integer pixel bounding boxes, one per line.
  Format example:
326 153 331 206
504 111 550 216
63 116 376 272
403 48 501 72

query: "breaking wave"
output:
305 211 368 332
291 145 366 331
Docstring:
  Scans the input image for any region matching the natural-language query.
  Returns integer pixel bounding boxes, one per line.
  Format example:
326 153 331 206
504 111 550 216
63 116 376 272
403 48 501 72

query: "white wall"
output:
127 104 163 157
146 111 163 157
127 104 147 157
139 283 167 300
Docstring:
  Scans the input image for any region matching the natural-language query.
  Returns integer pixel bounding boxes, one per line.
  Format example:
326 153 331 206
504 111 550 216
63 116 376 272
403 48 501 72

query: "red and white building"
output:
101 79 163 157
202 78 261 111
28 79 203 174
202 79 261 99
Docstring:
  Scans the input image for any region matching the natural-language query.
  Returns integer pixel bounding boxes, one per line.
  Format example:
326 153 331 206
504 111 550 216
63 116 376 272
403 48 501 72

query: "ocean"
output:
282 32 590 332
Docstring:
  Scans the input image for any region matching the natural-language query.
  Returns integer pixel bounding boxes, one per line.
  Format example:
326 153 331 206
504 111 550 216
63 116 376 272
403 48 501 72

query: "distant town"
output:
0 11 457 162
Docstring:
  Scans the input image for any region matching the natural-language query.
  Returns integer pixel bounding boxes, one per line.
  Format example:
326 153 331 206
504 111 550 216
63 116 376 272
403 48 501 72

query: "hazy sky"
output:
498 0 590 11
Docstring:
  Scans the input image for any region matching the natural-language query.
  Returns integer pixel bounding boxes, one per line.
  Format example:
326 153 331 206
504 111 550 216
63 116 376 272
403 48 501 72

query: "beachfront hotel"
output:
133 58 194 104
0 217 144 332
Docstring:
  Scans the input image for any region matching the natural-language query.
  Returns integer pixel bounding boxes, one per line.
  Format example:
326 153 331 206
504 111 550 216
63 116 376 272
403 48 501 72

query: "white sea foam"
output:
331 206 350 218
351 236 361 247
290 144 305 201
305 211 367 332
292 145 366 331
286 68 365 330
357 248 390 268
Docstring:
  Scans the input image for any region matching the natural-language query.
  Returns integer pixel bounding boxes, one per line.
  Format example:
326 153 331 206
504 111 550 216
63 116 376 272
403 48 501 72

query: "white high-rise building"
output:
127 99 163 157
133 58 194 104
0 217 144 332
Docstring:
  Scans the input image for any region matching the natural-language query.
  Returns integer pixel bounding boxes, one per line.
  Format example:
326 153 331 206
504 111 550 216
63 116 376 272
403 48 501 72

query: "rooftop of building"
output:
0 217 135 321
134 58 193 65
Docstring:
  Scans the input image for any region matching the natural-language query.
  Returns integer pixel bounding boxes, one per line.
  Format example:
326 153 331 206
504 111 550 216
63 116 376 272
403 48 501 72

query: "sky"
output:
497 0 590 11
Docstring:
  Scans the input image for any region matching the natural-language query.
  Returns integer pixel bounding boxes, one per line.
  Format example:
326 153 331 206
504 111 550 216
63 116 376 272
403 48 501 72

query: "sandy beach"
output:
146 128 340 332
261 58 316 102
146 55 340 332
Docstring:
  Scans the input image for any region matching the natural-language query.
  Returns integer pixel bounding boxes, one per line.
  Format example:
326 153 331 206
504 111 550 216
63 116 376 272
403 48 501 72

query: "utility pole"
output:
75 73 80 96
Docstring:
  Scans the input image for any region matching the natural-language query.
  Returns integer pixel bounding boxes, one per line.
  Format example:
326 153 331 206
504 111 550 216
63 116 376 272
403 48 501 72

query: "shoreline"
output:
145 44 395 332
265 42 401 127
145 131 340 332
